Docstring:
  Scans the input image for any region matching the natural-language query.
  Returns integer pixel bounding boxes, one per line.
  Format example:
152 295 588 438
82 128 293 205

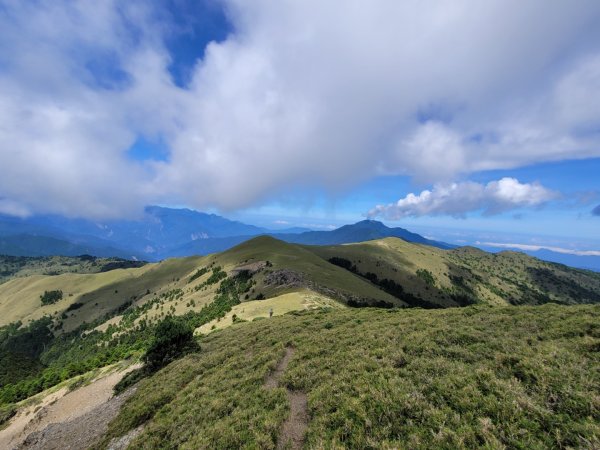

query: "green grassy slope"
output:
447 246 600 305
307 238 600 307
2 236 600 446
59 256 204 333
208 236 401 306
3 236 599 334
99 304 600 449
0 256 202 332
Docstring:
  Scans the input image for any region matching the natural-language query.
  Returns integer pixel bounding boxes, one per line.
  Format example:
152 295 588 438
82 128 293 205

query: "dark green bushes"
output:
144 317 199 372
188 267 208 283
65 302 84 311
416 269 435 286
40 290 63 305
115 316 200 394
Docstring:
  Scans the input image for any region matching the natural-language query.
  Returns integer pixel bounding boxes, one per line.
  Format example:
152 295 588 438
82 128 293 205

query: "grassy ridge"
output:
308 238 600 307
100 304 600 449
213 236 401 306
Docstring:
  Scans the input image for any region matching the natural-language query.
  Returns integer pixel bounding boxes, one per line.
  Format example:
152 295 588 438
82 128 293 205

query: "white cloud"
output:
478 242 600 257
0 198 31 218
367 178 557 219
1 1 600 218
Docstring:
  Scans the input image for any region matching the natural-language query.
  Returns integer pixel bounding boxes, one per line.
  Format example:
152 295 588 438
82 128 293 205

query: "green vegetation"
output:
115 316 200 394
0 318 53 387
311 238 600 307
40 289 63 305
0 270 252 407
327 256 441 308
1 236 600 446
144 316 199 371
188 266 208 283
193 266 227 292
99 304 600 449
416 268 436 286
0 315 149 405
183 270 254 329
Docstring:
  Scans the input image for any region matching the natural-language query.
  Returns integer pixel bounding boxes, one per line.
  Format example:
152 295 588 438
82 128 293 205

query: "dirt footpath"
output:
264 347 308 450
0 364 139 450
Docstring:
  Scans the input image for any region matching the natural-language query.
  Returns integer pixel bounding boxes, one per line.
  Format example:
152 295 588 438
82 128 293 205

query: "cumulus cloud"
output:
1 1 600 218
367 178 557 219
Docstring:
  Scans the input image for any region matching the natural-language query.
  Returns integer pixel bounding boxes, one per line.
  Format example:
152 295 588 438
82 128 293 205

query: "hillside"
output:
96 304 600 449
1 235 599 339
1 236 600 448
306 238 600 308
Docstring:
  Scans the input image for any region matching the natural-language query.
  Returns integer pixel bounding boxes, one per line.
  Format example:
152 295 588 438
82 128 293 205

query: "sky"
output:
0 0 599 251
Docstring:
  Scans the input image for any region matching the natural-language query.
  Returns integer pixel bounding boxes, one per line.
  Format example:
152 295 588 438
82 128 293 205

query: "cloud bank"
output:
367 178 557 219
478 242 600 257
1 1 600 218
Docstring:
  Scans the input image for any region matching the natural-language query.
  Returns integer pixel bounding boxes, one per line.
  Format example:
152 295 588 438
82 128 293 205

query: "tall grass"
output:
99 304 600 449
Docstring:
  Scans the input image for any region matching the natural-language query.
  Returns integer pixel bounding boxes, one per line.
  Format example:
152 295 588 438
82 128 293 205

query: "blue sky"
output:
231 157 600 248
0 0 599 252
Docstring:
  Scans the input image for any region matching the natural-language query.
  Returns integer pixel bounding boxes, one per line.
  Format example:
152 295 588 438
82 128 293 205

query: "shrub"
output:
416 269 436 287
143 317 199 371
66 302 84 312
188 267 208 283
40 290 63 305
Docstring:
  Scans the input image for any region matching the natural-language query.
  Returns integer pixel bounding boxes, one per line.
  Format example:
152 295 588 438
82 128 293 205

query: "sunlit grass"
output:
99 303 600 449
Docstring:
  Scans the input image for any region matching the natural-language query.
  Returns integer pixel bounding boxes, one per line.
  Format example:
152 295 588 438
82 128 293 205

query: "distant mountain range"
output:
272 220 454 248
0 207 598 271
0 207 450 260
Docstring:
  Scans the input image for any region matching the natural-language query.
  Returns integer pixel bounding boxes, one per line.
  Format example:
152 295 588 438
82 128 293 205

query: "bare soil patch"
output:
0 364 139 450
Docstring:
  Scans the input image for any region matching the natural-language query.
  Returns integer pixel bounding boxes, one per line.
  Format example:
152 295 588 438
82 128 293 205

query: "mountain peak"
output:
350 219 389 229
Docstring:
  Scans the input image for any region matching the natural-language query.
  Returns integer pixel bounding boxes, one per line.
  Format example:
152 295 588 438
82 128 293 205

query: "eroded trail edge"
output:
265 347 308 450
